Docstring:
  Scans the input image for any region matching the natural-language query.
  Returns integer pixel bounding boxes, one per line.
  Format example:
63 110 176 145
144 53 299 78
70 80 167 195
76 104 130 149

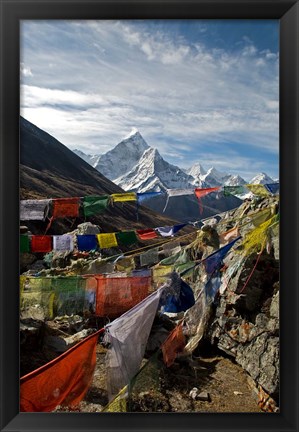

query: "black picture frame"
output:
0 1 298 431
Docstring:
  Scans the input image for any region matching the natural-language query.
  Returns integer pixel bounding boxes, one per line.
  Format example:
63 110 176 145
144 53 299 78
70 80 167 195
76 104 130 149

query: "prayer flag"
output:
140 247 159 266
97 233 118 249
77 235 98 251
162 278 195 313
52 197 80 219
205 273 222 304
136 228 158 240
53 235 74 252
162 323 186 367
264 183 279 195
94 274 151 317
111 192 137 202
105 288 162 398
223 185 247 197
116 230 138 246
155 223 186 237
31 236 52 253
162 189 194 212
204 237 241 275
82 195 109 217
251 208 272 227
246 184 270 197
52 276 86 316
152 265 174 286
137 191 163 203
219 226 240 245
20 328 103 412
20 235 30 253
20 199 51 221
103 386 128 412
194 187 220 214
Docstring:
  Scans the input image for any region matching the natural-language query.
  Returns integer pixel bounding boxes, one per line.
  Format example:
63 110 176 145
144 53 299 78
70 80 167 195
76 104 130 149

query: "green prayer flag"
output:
20 235 30 253
116 231 138 246
83 195 109 217
223 185 246 197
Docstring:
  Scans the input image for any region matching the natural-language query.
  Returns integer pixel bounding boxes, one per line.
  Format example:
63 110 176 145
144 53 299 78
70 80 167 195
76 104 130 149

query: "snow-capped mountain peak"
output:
250 172 275 185
186 162 206 178
124 127 140 140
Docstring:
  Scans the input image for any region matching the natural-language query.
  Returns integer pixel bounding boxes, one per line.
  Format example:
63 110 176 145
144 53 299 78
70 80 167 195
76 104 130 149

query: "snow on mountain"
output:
73 149 101 168
200 167 228 187
250 172 275 185
94 130 149 180
223 174 247 186
116 147 194 192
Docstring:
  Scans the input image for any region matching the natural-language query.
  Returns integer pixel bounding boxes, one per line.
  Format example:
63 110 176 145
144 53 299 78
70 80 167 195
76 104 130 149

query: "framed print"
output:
0 0 298 431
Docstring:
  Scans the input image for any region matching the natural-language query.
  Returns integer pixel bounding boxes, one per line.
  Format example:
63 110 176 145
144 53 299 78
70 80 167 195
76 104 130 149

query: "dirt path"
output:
71 345 262 413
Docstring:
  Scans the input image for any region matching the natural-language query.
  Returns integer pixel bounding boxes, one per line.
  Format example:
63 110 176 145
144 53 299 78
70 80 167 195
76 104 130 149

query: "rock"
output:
189 387 199 400
44 328 95 353
197 391 210 401
233 391 243 395
76 222 101 235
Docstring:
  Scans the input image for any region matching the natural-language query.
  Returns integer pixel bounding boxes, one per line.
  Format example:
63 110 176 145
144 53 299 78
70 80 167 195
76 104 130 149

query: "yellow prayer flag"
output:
97 233 118 249
115 257 135 274
246 184 270 197
152 265 174 286
111 193 137 202
250 208 272 227
103 386 127 412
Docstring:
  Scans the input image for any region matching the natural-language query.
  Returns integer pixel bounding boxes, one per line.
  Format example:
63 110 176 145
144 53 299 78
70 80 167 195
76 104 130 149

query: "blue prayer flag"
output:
77 235 98 251
204 236 241 275
264 183 279 195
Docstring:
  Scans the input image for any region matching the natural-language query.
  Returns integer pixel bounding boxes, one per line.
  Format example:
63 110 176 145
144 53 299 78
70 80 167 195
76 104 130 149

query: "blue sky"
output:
20 20 279 181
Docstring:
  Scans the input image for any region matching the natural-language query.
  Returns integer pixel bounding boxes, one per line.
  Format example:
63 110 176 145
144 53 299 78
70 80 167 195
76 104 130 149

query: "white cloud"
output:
20 20 279 177
20 62 33 77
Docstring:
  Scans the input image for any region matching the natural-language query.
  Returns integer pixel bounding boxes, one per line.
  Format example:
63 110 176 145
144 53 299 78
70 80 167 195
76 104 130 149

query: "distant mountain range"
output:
73 129 277 222
73 129 276 191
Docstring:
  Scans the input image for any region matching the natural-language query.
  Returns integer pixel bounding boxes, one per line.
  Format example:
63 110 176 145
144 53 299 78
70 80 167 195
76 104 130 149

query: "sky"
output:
20 20 279 181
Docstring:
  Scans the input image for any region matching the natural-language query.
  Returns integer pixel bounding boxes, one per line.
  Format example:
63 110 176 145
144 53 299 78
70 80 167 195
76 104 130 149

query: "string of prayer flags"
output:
53 235 74 252
97 233 118 249
94 274 152 317
163 188 194 212
111 192 137 203
161 323 186 367
136 228 158 240
203 236 241 275
52 197 80 219
20 199 51 221
140 247 159 266
31 235 52 253
194 187 220 214
82 195 109 217
116 230 138 246
105 288 162 399
20 328 104 412
20 235 30 253
264 183 279 195
223 185 247 197
77 234 98 251
245 184 270 197
155 223 187 237
219 226 240 245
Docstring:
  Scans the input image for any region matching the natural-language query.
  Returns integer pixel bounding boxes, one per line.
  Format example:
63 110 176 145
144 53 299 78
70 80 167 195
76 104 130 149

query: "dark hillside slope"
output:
20 117 186 234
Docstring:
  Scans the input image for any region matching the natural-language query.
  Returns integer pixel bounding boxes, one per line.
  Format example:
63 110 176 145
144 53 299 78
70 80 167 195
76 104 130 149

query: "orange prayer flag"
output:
52 197 80 219
20 328 103 412
94 274 151 318
161 323 186 367
194 187 220 214
219 226 240 245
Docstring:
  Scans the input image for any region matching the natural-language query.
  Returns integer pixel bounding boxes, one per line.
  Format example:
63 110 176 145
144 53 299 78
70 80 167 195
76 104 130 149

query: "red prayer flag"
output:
52 197 80 219
136 228 158 240
194 187 220 214
20 328 104 412
31 235 52 253
161 323 186 367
